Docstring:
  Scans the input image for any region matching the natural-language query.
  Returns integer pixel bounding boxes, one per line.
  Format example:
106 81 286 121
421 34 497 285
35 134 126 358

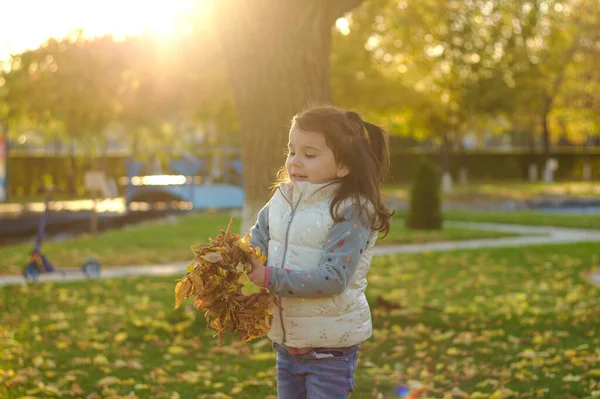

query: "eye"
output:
287 151 295 156
305 154 316 159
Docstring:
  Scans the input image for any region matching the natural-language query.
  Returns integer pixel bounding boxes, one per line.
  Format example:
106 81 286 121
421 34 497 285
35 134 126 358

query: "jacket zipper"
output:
277 187 302 346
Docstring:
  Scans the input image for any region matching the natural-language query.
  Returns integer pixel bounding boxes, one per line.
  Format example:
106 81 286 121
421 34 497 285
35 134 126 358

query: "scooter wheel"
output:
82 259 101 279
24 262 41 281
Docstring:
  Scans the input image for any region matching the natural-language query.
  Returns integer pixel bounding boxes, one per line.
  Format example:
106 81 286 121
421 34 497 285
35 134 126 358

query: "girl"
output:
248 105 393 398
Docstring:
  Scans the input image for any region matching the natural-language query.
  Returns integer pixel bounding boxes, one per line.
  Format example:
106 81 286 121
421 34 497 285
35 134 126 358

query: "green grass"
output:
2 242 600 398
441 209 600 229
384 181 600 201
395 209 600 230
0 213 237 276
0 213 519 276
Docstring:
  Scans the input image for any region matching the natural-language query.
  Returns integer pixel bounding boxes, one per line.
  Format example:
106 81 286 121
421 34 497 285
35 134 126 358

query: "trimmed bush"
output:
406 157 442 230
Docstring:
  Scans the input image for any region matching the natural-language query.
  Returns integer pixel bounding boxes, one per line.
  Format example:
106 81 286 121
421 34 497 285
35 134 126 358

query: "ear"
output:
336 165 350 178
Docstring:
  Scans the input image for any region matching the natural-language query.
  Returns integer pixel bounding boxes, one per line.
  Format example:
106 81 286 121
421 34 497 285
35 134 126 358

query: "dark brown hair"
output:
278 105 394 238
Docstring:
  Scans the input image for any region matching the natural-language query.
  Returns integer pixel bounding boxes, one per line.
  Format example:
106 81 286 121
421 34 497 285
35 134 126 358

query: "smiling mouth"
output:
291 174 308 181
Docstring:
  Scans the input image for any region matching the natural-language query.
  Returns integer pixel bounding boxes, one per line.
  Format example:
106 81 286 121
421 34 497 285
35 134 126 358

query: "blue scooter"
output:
23 188 101 281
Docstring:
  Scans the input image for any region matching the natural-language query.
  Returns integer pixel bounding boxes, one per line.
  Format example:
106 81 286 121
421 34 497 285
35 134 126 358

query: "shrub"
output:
406 157 442 230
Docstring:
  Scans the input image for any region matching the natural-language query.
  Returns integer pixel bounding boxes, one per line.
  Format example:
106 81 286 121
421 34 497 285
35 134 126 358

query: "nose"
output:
287 153 301 168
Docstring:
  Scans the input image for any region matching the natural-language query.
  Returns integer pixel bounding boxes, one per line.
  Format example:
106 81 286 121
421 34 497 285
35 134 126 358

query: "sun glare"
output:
0 0 199 61
335 17 351 36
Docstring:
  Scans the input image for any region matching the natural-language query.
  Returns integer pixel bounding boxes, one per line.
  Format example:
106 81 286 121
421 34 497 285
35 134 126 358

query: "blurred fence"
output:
5 149 600 198
388 149 600 183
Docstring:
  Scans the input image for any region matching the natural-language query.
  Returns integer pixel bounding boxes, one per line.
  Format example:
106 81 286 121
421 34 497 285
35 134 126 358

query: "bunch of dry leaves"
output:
174 218 278 345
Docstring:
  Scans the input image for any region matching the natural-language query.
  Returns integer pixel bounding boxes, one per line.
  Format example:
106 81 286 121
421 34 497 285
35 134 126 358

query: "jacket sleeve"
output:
266 207 371 298
249 201 270 259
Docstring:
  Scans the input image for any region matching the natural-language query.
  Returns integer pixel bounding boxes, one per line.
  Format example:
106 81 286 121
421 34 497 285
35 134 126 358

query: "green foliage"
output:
406 157 442 230
0 0 598 152
329 0 600 147
0 27 236 153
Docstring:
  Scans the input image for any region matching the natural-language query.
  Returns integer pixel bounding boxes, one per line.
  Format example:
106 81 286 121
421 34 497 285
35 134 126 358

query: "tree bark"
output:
68 136 77 196
212 0 363 232
541 96 551 158
440 133 453 193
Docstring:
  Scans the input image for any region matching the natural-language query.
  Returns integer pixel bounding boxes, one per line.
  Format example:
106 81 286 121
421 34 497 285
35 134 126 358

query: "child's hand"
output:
247 257 267 288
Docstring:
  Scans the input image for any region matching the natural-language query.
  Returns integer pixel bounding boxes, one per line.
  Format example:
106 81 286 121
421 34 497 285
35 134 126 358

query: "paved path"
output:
2 221 600 287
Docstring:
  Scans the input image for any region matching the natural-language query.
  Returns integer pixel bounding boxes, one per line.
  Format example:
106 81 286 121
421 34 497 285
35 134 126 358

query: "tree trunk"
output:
0 127 8 203
440 133 453 193
68 136 77 196
583 135 591 181
541 97 551 159
212 0 363 233
540 42 578 164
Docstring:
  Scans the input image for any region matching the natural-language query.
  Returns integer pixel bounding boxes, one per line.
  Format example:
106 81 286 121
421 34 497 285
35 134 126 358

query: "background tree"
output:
7 33 125 193
406 156 442 230
209 0 366 231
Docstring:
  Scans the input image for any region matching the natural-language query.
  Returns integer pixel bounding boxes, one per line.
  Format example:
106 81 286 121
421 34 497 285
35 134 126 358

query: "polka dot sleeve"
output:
267 208 371 298
249 201 270 261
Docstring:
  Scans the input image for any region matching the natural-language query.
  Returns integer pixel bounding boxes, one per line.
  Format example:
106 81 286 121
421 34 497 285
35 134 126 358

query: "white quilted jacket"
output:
266 181 376 349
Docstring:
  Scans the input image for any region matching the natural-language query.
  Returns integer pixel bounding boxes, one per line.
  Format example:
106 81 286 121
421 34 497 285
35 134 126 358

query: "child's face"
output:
286 123 349 184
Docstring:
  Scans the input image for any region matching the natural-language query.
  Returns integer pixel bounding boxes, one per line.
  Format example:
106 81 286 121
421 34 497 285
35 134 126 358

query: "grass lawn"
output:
0 213 518 276
2 242 600 398
383 181 600 201
432 209 600 230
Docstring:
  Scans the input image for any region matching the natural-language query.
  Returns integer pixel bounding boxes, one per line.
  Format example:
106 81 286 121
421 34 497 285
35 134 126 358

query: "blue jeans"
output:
273 342 360 399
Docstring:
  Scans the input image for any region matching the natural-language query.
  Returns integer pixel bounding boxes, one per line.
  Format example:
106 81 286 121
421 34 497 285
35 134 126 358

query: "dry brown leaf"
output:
200 252 224 263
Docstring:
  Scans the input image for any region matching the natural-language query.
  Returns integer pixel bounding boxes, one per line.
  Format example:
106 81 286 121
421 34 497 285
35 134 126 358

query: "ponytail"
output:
361 121 390 183
345 111 390 184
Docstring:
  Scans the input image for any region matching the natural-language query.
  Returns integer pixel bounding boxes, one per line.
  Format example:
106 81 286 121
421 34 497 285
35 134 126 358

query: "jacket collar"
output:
278 180 342 207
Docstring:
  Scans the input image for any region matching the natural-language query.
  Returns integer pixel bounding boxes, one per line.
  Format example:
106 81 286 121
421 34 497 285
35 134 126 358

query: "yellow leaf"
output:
128 360 144 370
235 262 247 273
168 346 184 355
562 374 581 382
174 277 193 310
186 261 194 273
532 335 544 345
189 273 204 291
490 388 516 399
32 356 44 368
97 376 120 386
114 332 128 343
251 352 277 361
238 272 262 295
446 347 461 356
234 235 251 252
93 355 109 365
56 341 68 350
42 385 61 396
